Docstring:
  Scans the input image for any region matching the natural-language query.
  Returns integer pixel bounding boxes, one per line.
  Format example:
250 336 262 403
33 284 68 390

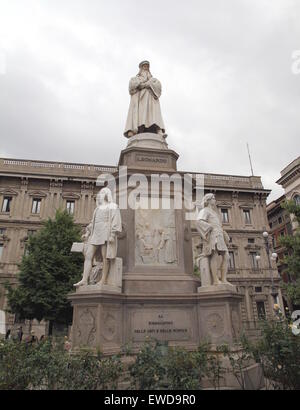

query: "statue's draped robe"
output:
124 75 165 137
196 207 229 256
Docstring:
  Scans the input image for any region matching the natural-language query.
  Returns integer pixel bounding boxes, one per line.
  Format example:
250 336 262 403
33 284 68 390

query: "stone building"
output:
276 156 300 232
266 156 300 310
267 195 292 286
0 156 284 339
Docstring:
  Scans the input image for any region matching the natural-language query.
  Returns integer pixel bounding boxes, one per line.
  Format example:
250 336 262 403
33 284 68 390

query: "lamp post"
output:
262 231 278 301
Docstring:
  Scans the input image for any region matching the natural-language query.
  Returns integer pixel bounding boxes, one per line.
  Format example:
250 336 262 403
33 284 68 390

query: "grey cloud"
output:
0 0 299 201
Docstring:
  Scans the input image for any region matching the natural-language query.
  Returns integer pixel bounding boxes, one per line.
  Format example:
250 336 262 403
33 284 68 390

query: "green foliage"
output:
0 338 122 390
165 348 200 389
128 340 225 390
193 264 201 278
219 341 254 390
280 201 300 305
128 340 166 389
243 318 300 390
205 348 226 390
5 210 83 328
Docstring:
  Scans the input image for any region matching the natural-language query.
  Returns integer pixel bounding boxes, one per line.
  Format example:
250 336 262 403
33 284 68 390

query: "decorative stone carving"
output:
101 312 117 342
50 180 63 189
135 209 177 266
81 181 94 191
124 61 166 138
196 193 232 287
74 187 122 287
21 178 28 187
206 313 224 338
76 308 97 347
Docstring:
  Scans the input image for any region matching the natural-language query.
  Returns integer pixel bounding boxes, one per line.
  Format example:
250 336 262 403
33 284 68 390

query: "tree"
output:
5 210 83 334
279 200 300 306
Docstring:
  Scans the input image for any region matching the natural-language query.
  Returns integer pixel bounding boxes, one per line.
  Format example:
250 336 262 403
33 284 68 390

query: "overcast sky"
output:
0 0 299 202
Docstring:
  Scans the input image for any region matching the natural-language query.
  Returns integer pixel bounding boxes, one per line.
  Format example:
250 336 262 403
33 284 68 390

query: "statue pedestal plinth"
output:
69 285 243 355
197 286 243 346
197 283 237 294
126 132 168 150
119 133 179 172
75 258 123 294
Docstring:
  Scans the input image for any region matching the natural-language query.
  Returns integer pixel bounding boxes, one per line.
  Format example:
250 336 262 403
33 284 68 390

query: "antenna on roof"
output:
247 143 254 176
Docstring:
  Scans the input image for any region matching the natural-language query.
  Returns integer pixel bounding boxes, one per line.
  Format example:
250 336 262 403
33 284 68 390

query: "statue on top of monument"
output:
196 193 231 286
124 61 166 138
73 187 122 287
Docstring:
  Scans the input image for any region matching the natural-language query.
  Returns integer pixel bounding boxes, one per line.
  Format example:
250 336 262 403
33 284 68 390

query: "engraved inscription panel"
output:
130 309 193 342
135 153 169 167
135 209 177 266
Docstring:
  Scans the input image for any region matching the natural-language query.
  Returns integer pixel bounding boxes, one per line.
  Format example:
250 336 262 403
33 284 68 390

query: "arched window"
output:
293 194 300 205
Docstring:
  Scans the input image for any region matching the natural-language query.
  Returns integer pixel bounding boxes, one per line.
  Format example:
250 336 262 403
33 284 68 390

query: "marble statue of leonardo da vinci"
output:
124 61 166 138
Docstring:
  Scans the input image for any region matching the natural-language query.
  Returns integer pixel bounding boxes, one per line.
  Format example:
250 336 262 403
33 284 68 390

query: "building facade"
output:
276 156 300 232
0 157 284 339
266 156 300 310
267 195 293 284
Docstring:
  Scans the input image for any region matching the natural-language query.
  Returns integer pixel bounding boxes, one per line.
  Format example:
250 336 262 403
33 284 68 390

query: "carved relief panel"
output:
135 209 177 266
75 307 97 347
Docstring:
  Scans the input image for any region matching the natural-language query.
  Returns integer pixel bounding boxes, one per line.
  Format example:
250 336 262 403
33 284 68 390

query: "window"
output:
228 251 235 269
294 194 300 205
0 228 6 235
269 222 273 228
278 217 282 224
2 196 12 213
0 243 3 260
31 198 41 214
66 200 75 215
221 208 229 223
243 209 251 224
280 230 285 237
248 238 255 244
250 252 259 269
255 286 262 293
256 301 266 318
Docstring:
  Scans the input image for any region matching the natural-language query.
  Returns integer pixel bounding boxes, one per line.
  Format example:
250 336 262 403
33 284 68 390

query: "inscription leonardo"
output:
136 154 168 164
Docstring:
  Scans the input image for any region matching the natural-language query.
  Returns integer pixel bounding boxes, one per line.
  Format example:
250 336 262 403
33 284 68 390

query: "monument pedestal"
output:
69 287 243 354
197 286 243 346
69 132 242 355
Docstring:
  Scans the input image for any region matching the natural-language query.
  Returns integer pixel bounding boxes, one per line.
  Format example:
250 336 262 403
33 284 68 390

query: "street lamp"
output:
262 231 278 300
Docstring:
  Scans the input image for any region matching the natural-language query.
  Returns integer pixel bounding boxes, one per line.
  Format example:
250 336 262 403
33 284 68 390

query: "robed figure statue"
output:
74 187 122 287
124 61 166 138
196 193 230 286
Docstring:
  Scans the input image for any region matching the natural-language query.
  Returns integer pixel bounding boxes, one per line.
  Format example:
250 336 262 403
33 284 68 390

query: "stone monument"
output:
68 61 243 361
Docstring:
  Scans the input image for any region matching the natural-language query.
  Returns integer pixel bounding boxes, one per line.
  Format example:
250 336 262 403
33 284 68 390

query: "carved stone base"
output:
126 132 168 150
68 286 243 354
197 283 237 294
197 288 242 345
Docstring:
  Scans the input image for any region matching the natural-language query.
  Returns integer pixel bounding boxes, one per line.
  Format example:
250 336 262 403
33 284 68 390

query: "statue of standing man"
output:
74 187 122 287
196 193 230 286
124 61 166 138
